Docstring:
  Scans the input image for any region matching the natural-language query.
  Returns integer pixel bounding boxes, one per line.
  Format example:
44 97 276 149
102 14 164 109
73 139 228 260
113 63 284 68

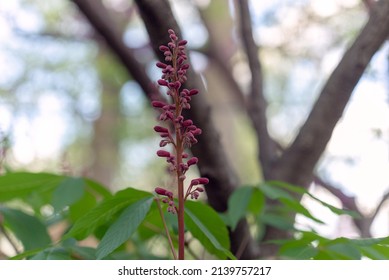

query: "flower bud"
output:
192 128 202 135
157 79 168 86
151 101 166 108
155 187 168 196
191 179 200 186
156 62 167 69
159 45 170 52
187 157 198 166
182 119 193 126
154 126 169 133
157 150 171 157
188 89 199 96
198 178 209 185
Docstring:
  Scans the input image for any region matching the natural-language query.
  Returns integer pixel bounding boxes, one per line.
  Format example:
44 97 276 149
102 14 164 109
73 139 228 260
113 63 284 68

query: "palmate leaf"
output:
65 188 152 240
185 201 235 259
96 197 154 259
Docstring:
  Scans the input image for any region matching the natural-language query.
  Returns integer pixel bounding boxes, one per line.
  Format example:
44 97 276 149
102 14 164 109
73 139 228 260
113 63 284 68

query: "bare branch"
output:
235 0 277 179
313 176 361 215
313 177 389 238
370 190 389 223
71 0 160 101
273 0 389 187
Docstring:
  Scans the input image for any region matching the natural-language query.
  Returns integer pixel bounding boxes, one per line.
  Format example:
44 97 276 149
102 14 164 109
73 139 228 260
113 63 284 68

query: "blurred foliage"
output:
1 171 389 259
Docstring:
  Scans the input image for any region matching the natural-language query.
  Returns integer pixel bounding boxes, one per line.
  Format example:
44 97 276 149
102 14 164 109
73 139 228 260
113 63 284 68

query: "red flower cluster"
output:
152 29 208 211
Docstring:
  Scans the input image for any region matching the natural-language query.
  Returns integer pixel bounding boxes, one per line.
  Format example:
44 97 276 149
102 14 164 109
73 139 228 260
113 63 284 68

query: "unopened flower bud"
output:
156 62 167 69
187 157 198 166
154 126 169 133
166 191 173 199
188 89 199 96
157 150 171 157
159 45 170 52
152 101 166 108
155 187 168 196
191 191 200 199
158 79 169 86
192 128 202 135
191 179 199 186
182 120 193 126
197 178 209 185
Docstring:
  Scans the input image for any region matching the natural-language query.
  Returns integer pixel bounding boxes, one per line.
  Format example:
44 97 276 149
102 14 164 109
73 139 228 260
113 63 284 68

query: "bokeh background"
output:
0 0 388 240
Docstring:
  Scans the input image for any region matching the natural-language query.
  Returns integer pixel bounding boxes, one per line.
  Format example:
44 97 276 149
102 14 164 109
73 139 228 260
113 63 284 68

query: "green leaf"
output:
227 187 254 230
268 181 360 218
261 213 295 230
307 194 361 218
52 177 85 212
96 197 154 259
0 207 51 250
280 198 324 224
137 204 164 241
259 183 294 200
185 201 235 259
324 243 361 259
31 247 71 260
361 245 389 259
0 172 63 202
69 191 97 222
344 236 389 246
247 188 265 214
84 178 112 199
65 188 152 240
280 243 318 259
10 248 46 260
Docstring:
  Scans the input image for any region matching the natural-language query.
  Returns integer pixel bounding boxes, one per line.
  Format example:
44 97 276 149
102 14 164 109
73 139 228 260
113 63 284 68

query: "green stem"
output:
155 198 177 260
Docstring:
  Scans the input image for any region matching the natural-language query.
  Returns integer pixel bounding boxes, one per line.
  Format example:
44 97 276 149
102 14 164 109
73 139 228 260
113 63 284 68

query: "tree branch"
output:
235 0 277 179
71 0 160 101
273 0 389 187
370 190 389 224
313 176 371 237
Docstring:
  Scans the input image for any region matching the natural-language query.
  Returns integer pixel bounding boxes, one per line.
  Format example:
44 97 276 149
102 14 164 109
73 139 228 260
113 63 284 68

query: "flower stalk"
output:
152 29 208 260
